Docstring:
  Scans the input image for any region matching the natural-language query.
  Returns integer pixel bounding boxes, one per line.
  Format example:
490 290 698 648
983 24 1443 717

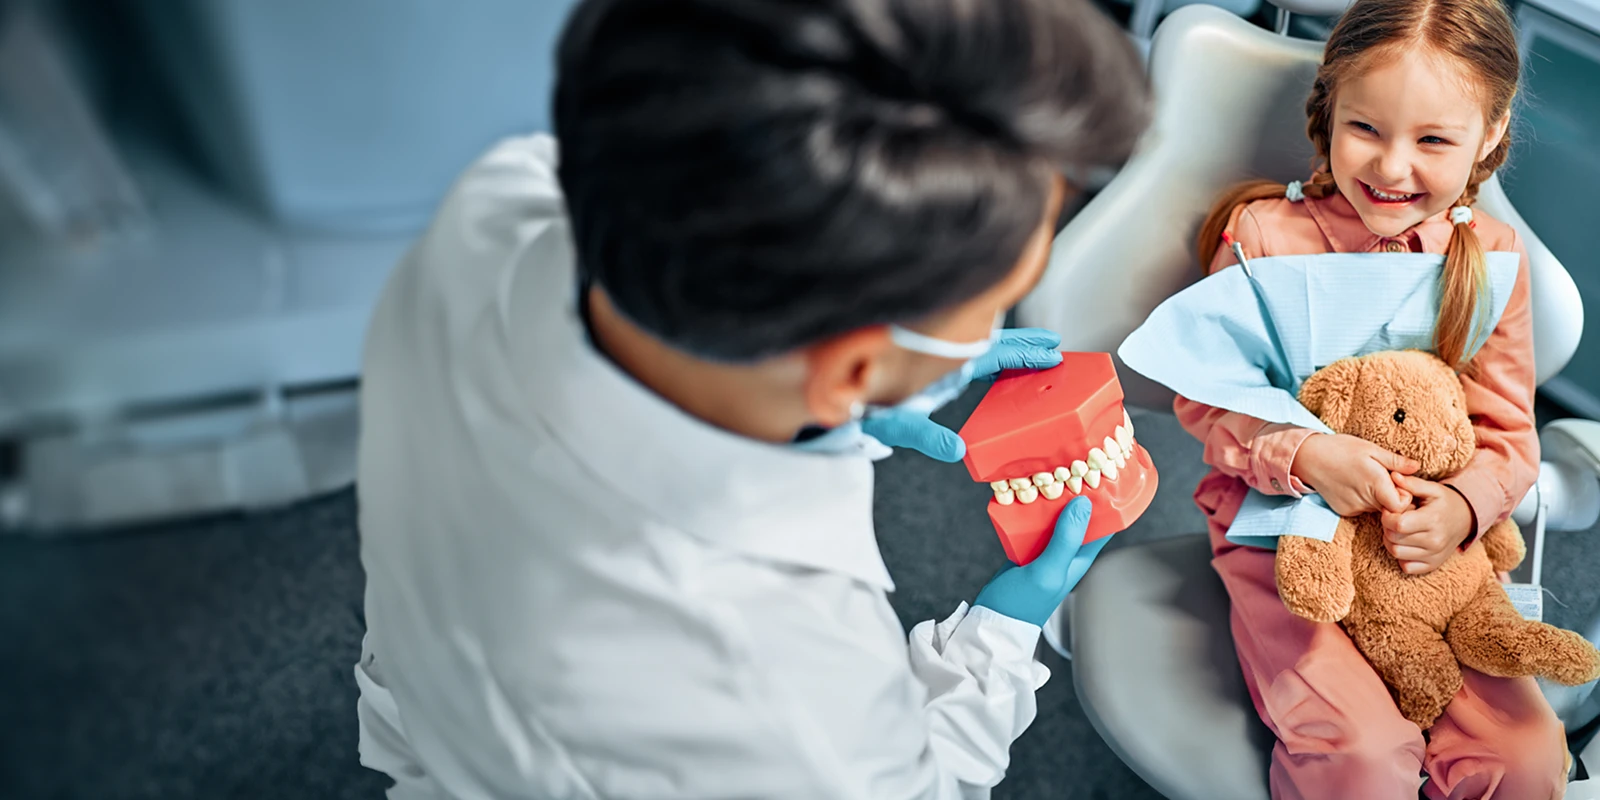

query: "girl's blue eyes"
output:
1347 122 1451 145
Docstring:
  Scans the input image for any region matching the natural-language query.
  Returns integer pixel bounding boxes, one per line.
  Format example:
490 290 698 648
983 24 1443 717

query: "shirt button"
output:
1271 478 1283 491
1384 239 1408 253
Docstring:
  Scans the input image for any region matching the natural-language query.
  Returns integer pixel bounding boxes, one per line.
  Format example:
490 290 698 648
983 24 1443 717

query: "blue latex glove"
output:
860 328 1062 463
973 496 1108 627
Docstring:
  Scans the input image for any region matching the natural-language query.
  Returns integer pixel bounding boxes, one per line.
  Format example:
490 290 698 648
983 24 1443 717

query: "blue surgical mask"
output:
790 312 1003 457
876 311 1004 416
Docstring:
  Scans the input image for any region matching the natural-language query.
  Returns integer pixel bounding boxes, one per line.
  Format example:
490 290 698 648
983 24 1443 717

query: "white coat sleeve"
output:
905 603 1051 793
684 574 1050 800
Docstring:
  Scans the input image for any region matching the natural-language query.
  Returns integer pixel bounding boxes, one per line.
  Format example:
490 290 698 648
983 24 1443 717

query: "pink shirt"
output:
1175 189 1538 543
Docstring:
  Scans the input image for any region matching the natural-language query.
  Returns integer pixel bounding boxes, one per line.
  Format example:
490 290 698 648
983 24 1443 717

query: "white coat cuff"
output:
909 602 1049 692
906 603 1051 788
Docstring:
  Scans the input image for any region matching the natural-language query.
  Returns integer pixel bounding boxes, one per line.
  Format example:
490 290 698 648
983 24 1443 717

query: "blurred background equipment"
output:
0 0 578 531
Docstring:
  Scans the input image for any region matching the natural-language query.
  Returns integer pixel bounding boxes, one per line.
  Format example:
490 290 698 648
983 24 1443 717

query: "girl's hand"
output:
1380 473 1475 575
1290 433 1419 517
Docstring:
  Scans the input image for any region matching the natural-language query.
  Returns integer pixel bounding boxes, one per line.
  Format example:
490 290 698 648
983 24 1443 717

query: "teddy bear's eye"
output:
1393 409 1407 423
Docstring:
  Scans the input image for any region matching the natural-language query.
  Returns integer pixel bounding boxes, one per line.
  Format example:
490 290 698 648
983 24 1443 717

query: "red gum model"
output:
958 353 1158 565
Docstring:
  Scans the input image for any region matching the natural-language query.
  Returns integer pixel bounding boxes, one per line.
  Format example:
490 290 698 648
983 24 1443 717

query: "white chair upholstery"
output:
1021 7 1587 799
1269 0 1352 14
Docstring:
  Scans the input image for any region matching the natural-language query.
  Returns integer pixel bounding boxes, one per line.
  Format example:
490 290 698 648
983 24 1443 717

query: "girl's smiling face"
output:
1328 47 1510 238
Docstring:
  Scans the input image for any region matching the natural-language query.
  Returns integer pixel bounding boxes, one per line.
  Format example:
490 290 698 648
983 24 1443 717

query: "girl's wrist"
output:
1289 432 1325 482
1443 484 1478 547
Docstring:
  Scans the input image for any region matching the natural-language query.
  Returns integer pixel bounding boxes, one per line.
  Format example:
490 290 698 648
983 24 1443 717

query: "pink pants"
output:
1212 527 1570 800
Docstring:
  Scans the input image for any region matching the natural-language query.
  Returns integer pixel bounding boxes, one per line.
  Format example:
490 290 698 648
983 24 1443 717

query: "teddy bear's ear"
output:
1298 357 1362 430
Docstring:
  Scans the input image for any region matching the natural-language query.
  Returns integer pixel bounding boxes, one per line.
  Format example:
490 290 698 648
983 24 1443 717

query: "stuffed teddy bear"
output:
1274 349 1600 729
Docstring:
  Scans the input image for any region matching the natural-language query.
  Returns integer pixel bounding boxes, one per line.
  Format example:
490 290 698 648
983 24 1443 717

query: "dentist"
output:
354 0 1149 797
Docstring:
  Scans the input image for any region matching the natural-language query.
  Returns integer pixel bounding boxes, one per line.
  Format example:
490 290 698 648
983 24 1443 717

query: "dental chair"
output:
1018 3 1600 798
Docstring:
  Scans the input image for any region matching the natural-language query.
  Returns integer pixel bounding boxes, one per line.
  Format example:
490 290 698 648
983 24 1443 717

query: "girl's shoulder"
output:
1466 209 1524 256
1227 196 1325 258
1232 196 1311 229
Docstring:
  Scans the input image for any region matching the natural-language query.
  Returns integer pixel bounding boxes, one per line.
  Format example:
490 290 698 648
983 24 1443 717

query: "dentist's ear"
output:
802 327 893 427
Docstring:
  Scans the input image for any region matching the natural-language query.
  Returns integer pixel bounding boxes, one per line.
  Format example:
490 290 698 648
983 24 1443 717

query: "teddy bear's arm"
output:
1476 519 1525 574
1274 518 1357 624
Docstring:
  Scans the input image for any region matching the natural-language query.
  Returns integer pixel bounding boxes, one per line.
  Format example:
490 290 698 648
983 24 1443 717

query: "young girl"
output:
1177 0 1568 797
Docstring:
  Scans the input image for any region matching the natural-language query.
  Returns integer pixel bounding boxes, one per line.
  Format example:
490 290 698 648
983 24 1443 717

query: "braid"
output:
1459 134 1512 205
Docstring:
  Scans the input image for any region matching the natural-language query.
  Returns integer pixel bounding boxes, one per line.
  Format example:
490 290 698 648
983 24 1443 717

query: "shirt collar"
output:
496 217 894 591
1302 187 1457 255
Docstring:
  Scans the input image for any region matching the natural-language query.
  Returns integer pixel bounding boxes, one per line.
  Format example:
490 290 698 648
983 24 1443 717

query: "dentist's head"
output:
554 0 1149 440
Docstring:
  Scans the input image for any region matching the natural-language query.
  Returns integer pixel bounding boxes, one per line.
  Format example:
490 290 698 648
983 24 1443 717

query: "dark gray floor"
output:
3 388 1598 800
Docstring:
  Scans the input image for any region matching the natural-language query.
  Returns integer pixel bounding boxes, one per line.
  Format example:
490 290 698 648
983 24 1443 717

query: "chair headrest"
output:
1267 0 1352 17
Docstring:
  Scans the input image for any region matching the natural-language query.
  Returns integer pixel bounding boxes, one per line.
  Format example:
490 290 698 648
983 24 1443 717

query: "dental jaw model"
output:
958 353 1159 565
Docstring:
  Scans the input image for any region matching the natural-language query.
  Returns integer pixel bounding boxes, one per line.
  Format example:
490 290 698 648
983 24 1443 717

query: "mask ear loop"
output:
887 325 997 360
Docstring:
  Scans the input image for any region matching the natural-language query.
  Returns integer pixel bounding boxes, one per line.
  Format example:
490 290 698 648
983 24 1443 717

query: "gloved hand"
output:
860 328 1062 463
973 496 1107 627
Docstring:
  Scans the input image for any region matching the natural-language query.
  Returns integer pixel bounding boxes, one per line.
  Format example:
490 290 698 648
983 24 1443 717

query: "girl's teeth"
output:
1368 184 1414 201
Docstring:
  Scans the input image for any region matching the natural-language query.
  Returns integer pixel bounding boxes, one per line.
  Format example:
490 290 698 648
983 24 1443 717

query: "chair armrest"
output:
1546 419 1600 472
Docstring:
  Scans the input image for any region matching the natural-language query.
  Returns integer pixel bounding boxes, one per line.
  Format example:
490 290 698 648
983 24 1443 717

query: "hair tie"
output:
1285 181 1305 203
1450 206 1473 226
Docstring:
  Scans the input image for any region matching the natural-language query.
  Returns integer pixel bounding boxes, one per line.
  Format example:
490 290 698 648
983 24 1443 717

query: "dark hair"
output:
555 0 1149 361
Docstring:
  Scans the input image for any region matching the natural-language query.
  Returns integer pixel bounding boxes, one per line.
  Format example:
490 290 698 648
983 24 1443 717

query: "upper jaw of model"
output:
987 410 1136 505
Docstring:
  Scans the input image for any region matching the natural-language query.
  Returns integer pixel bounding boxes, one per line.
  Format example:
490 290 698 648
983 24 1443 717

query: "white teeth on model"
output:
985 415 1141 504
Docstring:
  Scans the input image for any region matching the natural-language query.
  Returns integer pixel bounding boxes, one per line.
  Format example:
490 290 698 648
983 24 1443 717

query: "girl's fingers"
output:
1388 542 1433 561
1392 473 1442 499
1380 510 1405 532
1384 511 1430 538
1373 479 1410 514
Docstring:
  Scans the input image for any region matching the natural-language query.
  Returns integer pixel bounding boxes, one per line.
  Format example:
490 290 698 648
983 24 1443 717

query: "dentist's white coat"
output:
355 135 1050 800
